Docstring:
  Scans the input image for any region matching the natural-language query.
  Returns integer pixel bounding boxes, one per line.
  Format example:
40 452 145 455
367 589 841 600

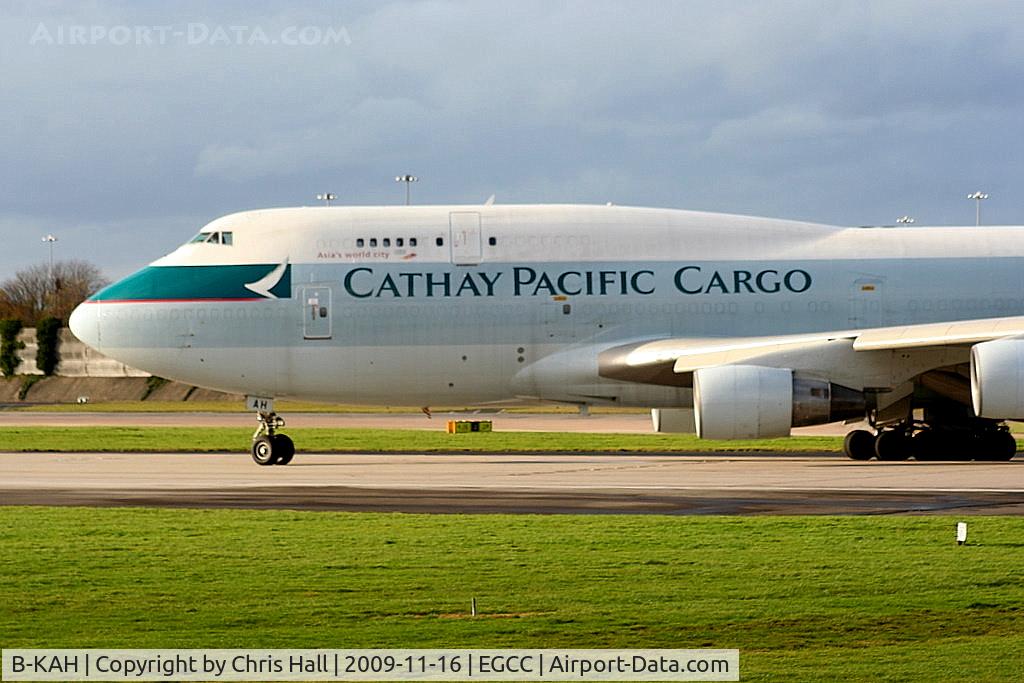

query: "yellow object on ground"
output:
446 420 493 433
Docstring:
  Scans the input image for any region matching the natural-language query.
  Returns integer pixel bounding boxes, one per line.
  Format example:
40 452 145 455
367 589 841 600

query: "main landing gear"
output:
843 422 1017 462
251 411 295 466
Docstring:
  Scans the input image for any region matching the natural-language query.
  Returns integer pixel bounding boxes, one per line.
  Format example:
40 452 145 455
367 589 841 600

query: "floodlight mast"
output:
316 193 337 206
395 174 418 205
967 191 989 226
41 234 57 284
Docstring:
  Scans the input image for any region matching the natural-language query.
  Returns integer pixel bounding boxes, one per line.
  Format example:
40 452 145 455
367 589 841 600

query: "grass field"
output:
1 508 1021 681
0 426 845 453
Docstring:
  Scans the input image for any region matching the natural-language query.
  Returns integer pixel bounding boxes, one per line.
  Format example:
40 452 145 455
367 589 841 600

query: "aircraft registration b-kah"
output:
70 203 1024 465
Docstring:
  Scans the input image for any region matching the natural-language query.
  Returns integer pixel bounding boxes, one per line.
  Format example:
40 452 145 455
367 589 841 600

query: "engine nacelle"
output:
693 365 865 439
651 408 696 433
970 339 1024 419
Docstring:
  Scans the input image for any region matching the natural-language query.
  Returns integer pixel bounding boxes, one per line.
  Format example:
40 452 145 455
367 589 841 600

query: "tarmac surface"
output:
2 410 1022 515
3 450 1023 515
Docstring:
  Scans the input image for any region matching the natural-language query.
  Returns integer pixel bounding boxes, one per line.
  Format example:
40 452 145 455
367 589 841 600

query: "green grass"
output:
1 508 1022 681
0 426 844 453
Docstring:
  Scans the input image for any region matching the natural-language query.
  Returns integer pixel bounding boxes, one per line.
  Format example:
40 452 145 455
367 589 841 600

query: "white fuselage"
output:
69 205 1024 408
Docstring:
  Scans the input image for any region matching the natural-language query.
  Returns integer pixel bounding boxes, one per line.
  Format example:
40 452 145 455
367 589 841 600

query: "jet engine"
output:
693 365 865 439
970 339 1024 419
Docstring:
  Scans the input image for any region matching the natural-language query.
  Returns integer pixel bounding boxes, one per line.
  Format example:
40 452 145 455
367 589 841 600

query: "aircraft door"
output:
450 212 482 265
541 301 576 341
849 277 884 329
302 286 332 339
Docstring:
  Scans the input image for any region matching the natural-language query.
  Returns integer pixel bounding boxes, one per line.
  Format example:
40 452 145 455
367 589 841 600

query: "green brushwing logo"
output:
90 263 292 302
244 261 290 299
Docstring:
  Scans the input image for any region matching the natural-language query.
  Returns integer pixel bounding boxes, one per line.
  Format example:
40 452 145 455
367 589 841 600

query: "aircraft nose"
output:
69 301 101 351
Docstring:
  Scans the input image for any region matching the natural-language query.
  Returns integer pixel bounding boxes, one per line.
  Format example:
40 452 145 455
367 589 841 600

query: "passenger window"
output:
436 237 444 246
410 237 417 247
357 238 365 247
383 238 391 247
221 232 233 245
488 237 497 246
396 238 404 247
370 238 378 247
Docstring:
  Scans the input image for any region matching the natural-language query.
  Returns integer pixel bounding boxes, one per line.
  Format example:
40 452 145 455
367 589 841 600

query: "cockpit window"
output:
189 231 233 245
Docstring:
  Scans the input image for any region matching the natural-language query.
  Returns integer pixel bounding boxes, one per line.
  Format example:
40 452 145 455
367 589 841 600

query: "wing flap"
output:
852 316 1024 351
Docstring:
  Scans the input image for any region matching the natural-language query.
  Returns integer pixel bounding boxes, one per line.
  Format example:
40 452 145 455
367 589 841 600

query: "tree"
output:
0 260 109 325
35 316 62 375
0 319 23 376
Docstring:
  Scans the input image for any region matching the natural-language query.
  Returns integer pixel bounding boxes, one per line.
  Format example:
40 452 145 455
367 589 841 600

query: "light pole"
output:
967 191 988 226
316 192 337 206
896 216 915 225
41 234 57 283
395 174 418 205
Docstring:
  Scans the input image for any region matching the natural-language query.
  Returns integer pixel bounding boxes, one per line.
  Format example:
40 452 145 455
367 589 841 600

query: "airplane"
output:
69 203 1024 465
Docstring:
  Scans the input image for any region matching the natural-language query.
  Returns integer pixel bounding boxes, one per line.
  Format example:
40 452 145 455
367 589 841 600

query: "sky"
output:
1 1 1023 279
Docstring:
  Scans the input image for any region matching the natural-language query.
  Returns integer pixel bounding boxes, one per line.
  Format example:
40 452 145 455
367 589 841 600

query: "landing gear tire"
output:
997 431 1017 461
912 430 942 461
251 409 295 466
271 434 295 465
843 429 876 460
875 430 911 461
980 430 1017 461
252 435 275 466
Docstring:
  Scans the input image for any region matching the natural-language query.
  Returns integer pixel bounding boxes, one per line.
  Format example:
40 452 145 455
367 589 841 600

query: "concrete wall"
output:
3 328 149 378
0 328 241 404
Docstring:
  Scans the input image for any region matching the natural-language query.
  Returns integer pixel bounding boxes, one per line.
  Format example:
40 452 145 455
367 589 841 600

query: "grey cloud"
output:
1 0 1023 279
194 96 433 180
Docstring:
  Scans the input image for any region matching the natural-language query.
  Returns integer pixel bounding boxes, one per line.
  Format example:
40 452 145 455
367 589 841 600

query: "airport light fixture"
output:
316 193 337 206
41 234 57 283
967 191 989 226
395 174 418 205
896 216 915 224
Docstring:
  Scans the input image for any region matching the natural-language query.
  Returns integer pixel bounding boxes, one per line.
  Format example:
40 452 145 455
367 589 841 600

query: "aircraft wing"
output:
851 316 1024 351
598 315 1024 385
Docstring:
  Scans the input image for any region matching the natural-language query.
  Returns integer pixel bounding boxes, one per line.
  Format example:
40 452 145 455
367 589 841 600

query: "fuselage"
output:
69 204 1024 407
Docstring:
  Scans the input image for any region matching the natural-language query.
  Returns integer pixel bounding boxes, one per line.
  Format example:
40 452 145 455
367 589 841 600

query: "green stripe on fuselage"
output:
90 264 291 301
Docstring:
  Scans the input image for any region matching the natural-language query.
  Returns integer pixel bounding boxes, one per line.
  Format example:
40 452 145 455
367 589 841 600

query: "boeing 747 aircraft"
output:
69 204 1024 465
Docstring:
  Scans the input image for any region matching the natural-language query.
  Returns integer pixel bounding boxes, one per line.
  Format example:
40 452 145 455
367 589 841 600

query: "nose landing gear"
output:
251 409 295 466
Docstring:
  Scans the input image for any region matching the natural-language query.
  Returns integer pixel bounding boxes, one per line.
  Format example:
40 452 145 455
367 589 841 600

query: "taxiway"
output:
2 451 1021 515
